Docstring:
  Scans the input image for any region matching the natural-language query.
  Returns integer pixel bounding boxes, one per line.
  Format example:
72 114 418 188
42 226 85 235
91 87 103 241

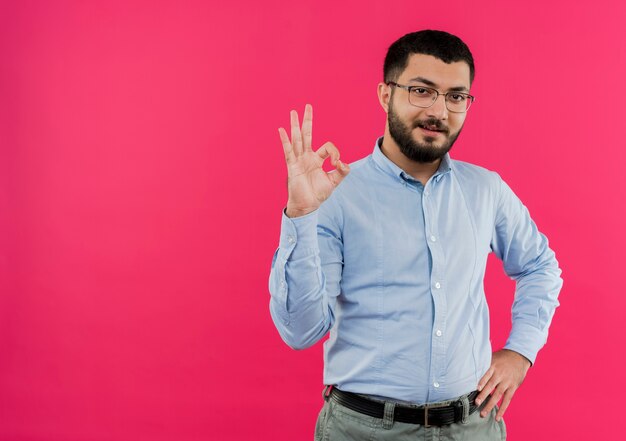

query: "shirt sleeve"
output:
268 201 343 350
490 175 563 365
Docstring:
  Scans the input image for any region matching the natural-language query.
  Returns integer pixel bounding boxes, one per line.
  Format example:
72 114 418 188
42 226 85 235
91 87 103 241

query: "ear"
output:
377 82 391 114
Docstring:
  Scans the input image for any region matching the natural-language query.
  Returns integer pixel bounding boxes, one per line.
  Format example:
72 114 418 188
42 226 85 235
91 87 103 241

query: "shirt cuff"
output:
504 322 547 366
279 208 320 260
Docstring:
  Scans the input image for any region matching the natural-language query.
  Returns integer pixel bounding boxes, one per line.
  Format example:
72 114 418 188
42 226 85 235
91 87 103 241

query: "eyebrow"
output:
408 76 469 92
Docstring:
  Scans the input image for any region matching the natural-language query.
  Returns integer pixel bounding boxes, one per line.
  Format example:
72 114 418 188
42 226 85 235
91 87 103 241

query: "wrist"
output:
285 205 317 218
503 349 532 368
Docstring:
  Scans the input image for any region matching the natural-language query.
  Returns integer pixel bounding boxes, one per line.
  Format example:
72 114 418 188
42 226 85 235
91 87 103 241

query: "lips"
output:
417 122 445 132
415 121 447 137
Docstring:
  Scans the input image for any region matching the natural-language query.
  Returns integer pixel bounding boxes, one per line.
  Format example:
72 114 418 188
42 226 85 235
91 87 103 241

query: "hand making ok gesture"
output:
278 104 350 218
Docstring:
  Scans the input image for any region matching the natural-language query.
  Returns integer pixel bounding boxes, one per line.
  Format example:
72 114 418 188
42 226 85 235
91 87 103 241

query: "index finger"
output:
475 367 494 404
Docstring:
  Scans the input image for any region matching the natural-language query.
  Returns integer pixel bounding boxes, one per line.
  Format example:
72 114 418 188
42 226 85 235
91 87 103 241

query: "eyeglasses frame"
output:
386 81 475 113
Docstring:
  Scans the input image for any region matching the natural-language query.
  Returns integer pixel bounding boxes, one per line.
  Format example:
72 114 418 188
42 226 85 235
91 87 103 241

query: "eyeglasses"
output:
386 82 475 113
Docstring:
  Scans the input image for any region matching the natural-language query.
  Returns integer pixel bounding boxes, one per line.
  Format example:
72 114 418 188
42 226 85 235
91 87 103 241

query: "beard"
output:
387 99 463 163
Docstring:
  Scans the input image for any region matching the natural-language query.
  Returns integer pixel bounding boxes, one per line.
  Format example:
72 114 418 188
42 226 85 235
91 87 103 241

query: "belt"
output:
325 386 480 427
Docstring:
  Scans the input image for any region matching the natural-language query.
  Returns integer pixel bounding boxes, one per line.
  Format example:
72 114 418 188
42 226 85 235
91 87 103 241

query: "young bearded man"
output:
269 30 563 440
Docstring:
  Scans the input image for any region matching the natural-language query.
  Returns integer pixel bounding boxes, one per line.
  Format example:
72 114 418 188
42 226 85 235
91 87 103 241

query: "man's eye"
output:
449 94 468 102
411 88 431 95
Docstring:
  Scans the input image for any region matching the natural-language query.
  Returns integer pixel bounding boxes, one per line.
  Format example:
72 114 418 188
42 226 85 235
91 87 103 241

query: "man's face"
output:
387 53 471 163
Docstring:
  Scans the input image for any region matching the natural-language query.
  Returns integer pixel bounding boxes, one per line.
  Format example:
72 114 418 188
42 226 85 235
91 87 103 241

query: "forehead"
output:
398 53 471 89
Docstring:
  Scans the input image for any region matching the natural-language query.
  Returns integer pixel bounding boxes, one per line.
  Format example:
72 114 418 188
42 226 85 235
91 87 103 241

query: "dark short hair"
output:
383 30 475 85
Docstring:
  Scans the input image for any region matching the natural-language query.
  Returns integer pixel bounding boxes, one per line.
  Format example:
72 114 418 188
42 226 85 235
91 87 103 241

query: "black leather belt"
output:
326 386 480 427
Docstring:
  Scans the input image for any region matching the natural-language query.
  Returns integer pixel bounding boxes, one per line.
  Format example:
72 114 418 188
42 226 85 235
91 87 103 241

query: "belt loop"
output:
323 385 334 402
382 401 395 430
460 393 470 424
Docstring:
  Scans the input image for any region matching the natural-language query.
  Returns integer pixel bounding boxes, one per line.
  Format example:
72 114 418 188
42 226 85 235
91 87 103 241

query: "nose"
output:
426 94 448 120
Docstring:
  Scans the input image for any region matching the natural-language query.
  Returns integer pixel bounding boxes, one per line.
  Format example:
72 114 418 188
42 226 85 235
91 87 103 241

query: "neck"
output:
380 130 442 187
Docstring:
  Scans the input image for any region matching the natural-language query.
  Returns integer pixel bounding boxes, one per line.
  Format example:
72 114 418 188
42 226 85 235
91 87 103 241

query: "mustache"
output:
413 118 449 134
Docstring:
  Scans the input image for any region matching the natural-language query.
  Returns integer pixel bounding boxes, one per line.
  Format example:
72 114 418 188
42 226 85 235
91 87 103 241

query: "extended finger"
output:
476 375 499 409
480 386 504 418
475 368 495 405
495 388 514 422
302 104 313 151
278 127 295 164
290 110 303 156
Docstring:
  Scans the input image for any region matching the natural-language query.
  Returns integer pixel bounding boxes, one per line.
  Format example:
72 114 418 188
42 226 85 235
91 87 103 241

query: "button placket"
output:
424 181 448 401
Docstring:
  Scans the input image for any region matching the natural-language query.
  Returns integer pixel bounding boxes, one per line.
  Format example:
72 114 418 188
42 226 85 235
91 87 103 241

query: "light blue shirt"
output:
269 137 562 404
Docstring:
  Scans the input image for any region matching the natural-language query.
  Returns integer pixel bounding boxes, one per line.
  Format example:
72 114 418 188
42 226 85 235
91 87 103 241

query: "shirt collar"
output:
371 136 453 183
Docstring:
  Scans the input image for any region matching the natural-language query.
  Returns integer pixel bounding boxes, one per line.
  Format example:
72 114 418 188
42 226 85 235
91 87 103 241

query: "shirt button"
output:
280 281 285 288
287 236 295 244
436 330 442 337
434 382 440 388
435 282 441 289
430 235 436 242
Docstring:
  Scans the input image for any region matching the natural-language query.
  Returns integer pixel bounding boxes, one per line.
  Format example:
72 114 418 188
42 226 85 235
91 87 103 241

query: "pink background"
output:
1 1 624 440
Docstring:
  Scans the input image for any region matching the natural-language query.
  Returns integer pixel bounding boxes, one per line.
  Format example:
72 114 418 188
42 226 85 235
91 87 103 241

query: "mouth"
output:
416 122 447 137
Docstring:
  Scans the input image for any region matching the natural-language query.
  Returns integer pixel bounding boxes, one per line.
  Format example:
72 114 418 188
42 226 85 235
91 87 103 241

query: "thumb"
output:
328 161 350 187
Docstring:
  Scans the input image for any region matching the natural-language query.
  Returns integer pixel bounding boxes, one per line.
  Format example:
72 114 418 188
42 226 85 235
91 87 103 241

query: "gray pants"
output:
314 391 506 441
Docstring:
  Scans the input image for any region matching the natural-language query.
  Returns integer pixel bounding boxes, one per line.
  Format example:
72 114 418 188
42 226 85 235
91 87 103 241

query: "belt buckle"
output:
423 401 447 428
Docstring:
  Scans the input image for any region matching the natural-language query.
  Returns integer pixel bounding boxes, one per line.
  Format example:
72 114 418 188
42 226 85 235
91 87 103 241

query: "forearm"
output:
504 241 563 364
268 209 338 349
492 176 564 365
